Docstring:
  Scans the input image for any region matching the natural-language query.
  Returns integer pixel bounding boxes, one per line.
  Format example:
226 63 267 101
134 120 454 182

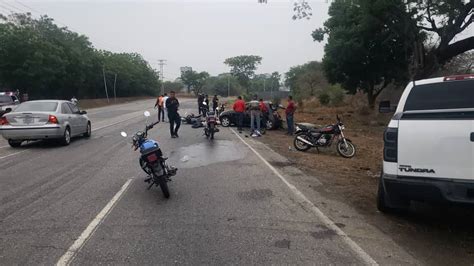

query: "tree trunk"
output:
187 85 191 94
367 84 376 109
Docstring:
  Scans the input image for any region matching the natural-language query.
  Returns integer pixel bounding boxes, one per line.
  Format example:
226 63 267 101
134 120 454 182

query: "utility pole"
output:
102 66 109 103
227 75 230 97
113 73 117 103
157 59 167 95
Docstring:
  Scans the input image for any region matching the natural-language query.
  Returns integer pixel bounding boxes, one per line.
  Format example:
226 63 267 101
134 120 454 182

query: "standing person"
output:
202 95 209 117
233 96 246 133
197 94 204 115
204 95 209 108
70 96 78 105
259 98 269 130
248 95 261 137
212 95 219 112
166 91 181 138
285 95 296 135
162 93 169 122
154 94 164 122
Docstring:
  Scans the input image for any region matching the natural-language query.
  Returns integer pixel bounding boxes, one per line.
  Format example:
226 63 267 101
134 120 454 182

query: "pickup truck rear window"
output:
0 95 13 104
404 80 474 111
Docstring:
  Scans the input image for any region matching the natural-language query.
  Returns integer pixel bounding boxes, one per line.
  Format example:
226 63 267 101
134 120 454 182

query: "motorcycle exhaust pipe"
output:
296 136 315 146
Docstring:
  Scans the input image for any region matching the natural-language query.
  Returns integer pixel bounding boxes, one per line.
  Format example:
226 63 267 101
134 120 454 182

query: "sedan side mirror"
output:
79 110 87 115
379 101 396 113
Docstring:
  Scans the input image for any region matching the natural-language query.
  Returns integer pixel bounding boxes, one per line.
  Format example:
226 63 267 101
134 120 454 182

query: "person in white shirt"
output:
70 96 78 105
162 93 169 122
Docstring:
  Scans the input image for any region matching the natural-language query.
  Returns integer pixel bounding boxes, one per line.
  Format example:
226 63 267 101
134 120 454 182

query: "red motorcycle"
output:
293 116 356 158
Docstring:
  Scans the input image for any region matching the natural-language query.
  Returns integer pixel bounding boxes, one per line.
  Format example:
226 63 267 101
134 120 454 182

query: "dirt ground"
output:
259 97 474 265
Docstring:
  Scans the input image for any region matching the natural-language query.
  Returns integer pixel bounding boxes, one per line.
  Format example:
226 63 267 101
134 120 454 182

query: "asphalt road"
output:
0 99 413 265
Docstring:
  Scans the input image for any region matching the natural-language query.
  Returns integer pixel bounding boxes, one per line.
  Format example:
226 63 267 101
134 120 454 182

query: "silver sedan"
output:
0 100 91 147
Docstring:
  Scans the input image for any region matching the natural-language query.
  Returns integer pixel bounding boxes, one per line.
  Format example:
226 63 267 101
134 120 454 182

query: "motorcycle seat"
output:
308 126 332 133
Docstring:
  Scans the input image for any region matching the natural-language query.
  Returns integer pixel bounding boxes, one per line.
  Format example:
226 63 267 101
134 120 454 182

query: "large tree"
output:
313 0 413 108
285 61 328 100
293 0 473 79
0 13 160 99
224 55 262 94
179 70 210 95
406 0 474 78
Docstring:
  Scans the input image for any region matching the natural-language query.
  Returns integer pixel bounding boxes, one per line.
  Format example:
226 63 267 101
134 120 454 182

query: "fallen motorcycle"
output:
182 112 202 124
121 111 177 198
293 115 356 158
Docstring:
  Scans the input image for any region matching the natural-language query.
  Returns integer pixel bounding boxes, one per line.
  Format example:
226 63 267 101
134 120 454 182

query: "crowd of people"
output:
232 94 295 137
153 92 296 139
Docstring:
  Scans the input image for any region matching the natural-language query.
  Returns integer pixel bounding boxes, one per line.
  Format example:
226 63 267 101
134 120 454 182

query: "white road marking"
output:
91 114 142 132
0 150 26 160
56 178 133 266
0 145 9 149
230 128 378 266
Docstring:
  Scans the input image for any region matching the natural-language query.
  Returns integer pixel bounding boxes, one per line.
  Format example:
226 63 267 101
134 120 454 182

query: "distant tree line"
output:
0 13 161 99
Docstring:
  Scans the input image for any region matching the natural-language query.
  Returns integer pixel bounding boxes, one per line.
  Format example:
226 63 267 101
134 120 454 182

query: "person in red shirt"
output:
259 98 268 130
233 96 246 133
285 95 296 135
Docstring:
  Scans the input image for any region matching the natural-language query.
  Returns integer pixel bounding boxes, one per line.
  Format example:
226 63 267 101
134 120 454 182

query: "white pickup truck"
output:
377 74 474 212
0 92 20 116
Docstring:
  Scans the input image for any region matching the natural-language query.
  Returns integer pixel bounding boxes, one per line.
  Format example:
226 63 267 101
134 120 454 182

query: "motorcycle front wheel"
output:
336 139 356 158
294 133 312 151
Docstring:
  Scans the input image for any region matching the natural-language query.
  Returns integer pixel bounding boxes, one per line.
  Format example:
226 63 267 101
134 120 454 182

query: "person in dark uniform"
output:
212 95 219 112
197 93 204 115
166 91 181 138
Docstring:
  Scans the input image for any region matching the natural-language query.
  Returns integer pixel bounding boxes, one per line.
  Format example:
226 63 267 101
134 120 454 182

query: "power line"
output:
0 3 15 13
4 0 116 50
0 0 24 13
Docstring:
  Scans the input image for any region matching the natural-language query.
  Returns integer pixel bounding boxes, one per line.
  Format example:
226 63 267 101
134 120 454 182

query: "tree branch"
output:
425 1 438 33
438 36 474 64
419 25 439 33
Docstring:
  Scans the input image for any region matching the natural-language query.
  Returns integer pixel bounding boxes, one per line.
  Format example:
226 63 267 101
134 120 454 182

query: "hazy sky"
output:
0 0 329 80
1 1 472 81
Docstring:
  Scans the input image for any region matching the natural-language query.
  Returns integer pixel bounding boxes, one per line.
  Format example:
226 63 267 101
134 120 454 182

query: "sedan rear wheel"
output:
8 139 22 148
60 127 71 146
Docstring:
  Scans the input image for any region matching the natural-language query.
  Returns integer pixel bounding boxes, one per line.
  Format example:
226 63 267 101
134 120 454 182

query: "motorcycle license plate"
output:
147 153 158 162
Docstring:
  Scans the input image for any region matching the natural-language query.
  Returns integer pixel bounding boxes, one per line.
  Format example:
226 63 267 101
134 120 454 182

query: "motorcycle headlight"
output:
340 125 345 130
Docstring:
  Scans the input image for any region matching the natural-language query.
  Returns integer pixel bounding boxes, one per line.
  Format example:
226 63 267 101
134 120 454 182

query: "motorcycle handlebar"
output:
146 120 160 131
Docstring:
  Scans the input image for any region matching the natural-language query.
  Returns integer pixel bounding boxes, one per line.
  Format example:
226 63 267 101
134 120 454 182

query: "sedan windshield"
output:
15 102 58 112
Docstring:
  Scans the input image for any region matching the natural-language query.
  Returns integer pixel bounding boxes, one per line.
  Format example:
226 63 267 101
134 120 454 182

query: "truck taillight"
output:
0 116 9 125
444 74 474 81
384 127 398 163
48 115 59 124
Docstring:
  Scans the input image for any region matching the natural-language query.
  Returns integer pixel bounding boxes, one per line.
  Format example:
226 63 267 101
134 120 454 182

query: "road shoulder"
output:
240 131 419 265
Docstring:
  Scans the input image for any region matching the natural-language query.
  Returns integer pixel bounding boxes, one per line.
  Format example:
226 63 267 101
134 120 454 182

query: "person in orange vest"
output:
154 94 165 122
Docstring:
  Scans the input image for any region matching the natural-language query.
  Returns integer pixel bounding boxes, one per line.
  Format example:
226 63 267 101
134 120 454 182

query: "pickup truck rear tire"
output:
377 173 410 213
8 139 22 148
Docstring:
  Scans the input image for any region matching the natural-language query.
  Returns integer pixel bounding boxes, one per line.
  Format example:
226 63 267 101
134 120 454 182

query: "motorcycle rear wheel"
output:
157 175 170 198
336 140 356 158
294 133 312 151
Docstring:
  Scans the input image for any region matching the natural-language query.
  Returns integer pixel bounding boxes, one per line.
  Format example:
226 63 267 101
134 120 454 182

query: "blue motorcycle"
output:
121 111 177 198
